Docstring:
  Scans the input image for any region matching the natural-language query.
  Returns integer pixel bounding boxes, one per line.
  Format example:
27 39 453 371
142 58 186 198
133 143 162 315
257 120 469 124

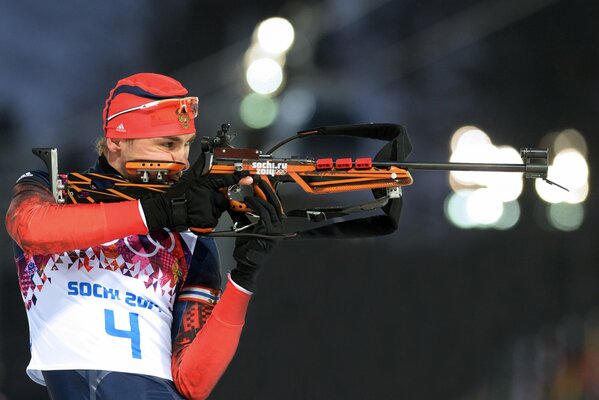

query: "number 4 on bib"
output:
104 309 142 359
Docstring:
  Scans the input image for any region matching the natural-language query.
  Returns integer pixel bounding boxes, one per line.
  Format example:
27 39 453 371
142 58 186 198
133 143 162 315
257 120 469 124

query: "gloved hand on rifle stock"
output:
140 153 245 232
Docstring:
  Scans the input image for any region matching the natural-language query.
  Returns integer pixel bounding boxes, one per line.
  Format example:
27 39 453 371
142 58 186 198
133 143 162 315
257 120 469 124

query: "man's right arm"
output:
5 178 148 255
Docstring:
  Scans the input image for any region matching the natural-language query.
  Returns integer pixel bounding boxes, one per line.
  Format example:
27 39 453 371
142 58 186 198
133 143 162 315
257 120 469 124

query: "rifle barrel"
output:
375 161 544 175
380 161 526 172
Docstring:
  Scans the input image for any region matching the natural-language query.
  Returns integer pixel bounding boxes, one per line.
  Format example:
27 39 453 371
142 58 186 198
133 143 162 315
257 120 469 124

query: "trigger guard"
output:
227 184 254 202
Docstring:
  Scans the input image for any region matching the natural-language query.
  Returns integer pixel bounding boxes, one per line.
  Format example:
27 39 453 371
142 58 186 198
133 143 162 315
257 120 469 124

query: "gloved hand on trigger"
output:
230 195 283 293
140 153 244 232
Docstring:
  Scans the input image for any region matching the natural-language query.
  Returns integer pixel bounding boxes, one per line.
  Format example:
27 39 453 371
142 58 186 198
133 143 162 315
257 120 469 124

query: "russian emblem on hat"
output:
178 113 190 129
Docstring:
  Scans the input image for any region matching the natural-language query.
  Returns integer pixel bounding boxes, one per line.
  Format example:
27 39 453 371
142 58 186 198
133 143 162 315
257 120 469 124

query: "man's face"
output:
114 133 196 181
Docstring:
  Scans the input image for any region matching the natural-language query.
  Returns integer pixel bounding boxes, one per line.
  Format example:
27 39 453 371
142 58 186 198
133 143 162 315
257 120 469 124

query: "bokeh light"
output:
536 179 589 204
280 86 317 125
447 127 526 230
535 148 589 204
449 142 498 186
239 93 278 129
494 200 521 230
449 131 524 201
445 190 477 229
450 126 491 152
485 146 524 202
244 43 285 69
467 188 504 225
256 17 295 54
554 129 588 158
547 203 584 231
246 58 284 94
553 149 589 189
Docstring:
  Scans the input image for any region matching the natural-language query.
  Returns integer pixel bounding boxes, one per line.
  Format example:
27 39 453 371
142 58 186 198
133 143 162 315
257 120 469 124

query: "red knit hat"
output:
103 73 197 139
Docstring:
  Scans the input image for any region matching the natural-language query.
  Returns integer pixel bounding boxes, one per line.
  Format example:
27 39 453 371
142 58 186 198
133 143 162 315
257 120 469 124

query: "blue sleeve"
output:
171 237 222 341
15 170 51 187
183 237 222 290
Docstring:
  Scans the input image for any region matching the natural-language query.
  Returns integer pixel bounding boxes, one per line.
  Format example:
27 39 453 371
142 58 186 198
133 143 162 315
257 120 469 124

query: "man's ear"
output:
106 138 123 153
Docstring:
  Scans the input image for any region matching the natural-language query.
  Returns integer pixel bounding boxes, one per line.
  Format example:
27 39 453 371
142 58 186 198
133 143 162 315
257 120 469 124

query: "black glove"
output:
230 195 283 292
140 154 242 231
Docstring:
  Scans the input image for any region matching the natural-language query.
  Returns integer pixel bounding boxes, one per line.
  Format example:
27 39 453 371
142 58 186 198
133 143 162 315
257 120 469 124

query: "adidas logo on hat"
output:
116 123 127 133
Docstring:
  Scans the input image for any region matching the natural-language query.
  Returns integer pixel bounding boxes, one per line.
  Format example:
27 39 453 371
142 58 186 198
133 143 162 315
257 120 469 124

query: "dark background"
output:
1 0 597 399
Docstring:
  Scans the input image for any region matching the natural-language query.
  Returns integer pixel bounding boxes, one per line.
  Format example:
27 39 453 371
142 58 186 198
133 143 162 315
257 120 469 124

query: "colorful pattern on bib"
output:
17 229 190 310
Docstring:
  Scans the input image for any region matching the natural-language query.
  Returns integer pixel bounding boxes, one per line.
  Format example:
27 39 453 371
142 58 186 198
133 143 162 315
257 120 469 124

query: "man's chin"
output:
165 173 182 184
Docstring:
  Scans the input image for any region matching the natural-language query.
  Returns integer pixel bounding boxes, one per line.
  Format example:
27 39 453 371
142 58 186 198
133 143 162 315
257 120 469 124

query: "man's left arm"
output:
171 197 282 400
171 277 251 400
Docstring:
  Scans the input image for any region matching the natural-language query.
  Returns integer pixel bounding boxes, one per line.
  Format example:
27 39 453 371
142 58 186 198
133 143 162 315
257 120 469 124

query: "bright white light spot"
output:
486 146 524 202
244 43 286 68
280 87 317 125
488 175 523 202
450 143 498 186
257 17 295 54
444 190 477 229
564 183 589 204
449 130 525 200
535 148 589 204
246 58 284 94
554 129 587 158
536 179 589 204
448 174 463 192
496 146 523 164
450 126 490 152
239 93 278 129
535 179 561 204
466 188 504 225
494 200 520 230
553 149 588 188
456 129 491 149
547 203 584 231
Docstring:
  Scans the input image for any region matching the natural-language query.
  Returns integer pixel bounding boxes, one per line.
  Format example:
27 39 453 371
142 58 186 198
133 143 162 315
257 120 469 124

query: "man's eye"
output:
161 142 174 148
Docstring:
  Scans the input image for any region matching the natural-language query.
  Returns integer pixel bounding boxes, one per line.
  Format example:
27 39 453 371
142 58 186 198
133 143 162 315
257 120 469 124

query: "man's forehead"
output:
153 134 196 142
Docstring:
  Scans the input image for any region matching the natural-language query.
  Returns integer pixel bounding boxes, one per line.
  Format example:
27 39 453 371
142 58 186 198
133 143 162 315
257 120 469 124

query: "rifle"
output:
33 123 560 239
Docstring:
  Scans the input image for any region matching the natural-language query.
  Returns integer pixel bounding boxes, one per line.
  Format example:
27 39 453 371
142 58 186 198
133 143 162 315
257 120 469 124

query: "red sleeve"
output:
5 179 148 255
172 277 251 400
